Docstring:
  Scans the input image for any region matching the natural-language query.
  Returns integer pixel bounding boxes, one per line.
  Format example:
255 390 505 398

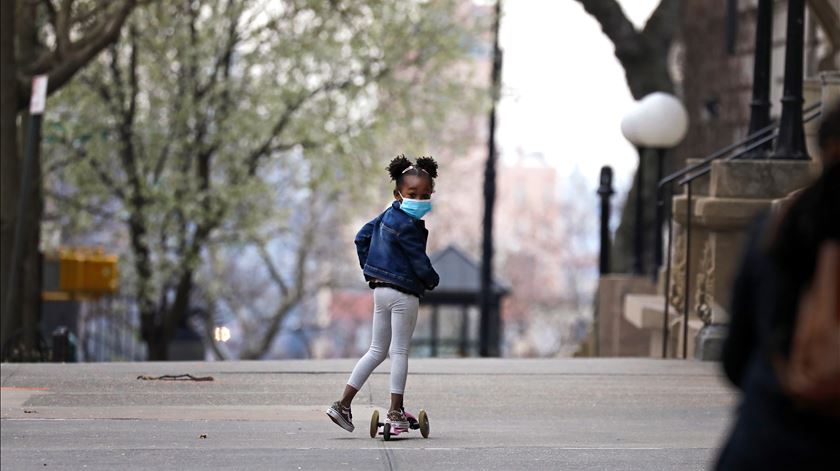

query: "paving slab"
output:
1 359 737 470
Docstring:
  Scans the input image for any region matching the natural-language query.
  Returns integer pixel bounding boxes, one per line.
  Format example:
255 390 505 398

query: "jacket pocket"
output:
380 222 399 237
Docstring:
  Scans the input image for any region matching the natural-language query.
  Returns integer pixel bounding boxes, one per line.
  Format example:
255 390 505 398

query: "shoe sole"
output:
386 420 409 430
326 408 354 432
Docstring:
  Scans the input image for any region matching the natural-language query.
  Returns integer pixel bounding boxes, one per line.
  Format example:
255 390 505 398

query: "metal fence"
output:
77 296 146 362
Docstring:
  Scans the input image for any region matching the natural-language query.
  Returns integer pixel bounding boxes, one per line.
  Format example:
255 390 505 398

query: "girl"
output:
326 155 440 433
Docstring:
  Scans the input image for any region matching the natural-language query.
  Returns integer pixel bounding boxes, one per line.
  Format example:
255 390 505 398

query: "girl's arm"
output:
397 226 440 290
354 218 377 269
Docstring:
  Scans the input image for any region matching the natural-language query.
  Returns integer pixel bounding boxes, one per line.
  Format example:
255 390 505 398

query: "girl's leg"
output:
339 384 359 408
388 291 419 411
343 288 394 405
389 392 404 413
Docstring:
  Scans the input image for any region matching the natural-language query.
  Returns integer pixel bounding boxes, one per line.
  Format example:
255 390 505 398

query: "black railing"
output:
656 102 822 359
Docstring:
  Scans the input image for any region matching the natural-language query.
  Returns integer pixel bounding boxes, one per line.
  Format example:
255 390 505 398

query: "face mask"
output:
398 193 433 219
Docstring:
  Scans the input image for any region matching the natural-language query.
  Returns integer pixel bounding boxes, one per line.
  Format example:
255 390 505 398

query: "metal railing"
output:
79 296 146 362
657 102 822 358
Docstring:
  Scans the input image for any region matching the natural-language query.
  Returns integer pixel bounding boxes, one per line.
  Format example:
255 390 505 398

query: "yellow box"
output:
82 253 119 293
58 249 85 292
55 248 119 295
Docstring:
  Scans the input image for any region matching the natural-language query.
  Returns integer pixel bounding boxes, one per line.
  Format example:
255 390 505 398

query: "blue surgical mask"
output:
398 193 432 219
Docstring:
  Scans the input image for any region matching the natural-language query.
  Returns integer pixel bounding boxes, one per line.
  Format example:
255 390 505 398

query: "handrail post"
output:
771 0 809 160
682 182 693 359
661 182 673 358
653 149 666 278
745 0 773 158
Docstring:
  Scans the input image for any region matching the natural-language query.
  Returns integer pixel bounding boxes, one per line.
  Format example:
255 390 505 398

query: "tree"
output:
573 0 680 274
1 0 145 358
44 0 478 360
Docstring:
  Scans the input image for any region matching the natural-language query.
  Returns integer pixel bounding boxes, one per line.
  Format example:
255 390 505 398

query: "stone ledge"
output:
673 195 773 229
623 294 679 330
709 160 816 199
694 197 772 230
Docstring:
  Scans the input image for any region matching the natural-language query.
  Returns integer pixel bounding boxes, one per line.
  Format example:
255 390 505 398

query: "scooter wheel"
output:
383 423 392 441
370 410 379 438
418 409 430 438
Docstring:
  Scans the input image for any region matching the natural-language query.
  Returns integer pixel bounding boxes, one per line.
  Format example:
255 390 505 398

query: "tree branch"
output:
256 242 290 298
87 159 127 201
56 0 73 58
44 189 119 220
196 0 240 100
245 194 323 359
574 0 675 97
17 0 139 111
245 67 384 176
573 0 644 60
642 0 680 51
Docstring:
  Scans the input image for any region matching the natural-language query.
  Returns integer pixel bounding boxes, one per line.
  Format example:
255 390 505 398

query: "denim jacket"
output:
355 201 440 297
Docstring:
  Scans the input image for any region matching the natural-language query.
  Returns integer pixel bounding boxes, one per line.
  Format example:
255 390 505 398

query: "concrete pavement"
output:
1 359 737 470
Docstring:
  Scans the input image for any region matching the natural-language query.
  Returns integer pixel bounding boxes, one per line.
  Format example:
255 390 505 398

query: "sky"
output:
496 0 661 194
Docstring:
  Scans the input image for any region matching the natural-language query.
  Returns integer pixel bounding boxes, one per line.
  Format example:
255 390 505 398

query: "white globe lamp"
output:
620 92 689 276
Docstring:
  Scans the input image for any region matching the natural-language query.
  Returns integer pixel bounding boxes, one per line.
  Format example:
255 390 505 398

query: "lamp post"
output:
620 93 689 277
479 0 502 357
620 107 646 275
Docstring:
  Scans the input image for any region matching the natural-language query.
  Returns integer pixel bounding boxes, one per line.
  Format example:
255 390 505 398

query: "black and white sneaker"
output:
326 401 354 432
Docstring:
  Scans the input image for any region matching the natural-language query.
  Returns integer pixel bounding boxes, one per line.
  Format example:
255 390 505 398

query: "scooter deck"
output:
371 410 428 440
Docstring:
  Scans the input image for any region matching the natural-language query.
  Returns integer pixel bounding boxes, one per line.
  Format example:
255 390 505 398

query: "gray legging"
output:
347 287 419 395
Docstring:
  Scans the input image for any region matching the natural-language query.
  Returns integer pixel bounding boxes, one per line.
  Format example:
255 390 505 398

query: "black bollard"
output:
51 326 69 363
597 166 615 275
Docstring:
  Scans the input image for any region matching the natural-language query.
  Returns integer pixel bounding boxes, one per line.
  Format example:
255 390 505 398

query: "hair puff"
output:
387 154 413 181
414 156 438 179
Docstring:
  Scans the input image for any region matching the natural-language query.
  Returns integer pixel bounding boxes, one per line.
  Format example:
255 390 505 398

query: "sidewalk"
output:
1 359 736 470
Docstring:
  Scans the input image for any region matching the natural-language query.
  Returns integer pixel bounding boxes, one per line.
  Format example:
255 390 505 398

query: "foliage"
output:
43 0 483 358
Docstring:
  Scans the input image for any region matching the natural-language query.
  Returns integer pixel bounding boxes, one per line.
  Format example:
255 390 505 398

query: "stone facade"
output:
677 0 837 165
609 0 840 360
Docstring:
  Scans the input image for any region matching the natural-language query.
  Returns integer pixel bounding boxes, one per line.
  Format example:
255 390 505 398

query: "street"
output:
1 359 736 470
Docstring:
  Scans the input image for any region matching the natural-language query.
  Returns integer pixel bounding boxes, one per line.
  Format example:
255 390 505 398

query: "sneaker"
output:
326 401 354 432
386 408 409 430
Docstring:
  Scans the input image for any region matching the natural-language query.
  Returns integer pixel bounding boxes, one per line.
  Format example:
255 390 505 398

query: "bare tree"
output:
241 190 336 359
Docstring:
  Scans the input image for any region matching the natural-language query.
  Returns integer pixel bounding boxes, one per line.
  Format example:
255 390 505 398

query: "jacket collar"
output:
391 200 425 227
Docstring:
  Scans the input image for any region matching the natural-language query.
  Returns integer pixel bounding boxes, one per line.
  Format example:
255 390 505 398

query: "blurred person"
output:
716 103 840 470
326 155 440 433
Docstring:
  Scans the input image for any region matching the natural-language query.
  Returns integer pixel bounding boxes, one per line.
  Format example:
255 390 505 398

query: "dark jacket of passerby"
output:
716 163 840 470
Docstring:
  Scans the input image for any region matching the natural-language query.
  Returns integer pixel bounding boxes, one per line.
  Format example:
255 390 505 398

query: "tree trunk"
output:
2 1 141 359
19 113 43 353
147 331 168 361
2 1 44 358
575 0 680 274
0 0 20 354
